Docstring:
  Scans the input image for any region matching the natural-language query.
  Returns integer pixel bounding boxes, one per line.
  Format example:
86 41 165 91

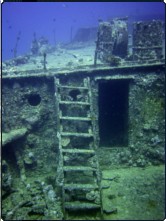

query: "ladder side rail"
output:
86 77 98 149
86 77 103 215
54 77 66 216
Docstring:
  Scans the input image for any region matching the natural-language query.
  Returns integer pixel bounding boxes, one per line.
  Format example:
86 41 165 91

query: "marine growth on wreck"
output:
2 2 165 220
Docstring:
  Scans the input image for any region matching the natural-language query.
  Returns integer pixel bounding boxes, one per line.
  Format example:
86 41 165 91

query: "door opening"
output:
98 79 129 147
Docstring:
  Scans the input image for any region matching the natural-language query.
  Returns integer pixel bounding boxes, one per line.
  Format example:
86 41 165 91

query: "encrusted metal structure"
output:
94 18 164 66
132 20 163 62
94 17 128 66
54 77 103 218
2 18 165 220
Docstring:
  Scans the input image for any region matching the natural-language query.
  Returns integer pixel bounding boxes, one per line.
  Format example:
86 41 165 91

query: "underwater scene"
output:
1 2 165 220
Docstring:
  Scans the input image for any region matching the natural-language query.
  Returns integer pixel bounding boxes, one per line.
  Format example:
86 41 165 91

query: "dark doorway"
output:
98 79 129 147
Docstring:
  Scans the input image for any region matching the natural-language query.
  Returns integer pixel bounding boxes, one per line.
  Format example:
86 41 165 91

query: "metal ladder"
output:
54 77 103 219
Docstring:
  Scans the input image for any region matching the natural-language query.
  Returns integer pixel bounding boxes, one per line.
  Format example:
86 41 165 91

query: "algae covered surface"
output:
2 3 165 220
102 165 165 220
66 165 165 220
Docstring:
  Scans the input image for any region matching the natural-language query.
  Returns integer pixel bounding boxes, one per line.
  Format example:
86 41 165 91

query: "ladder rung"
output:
60 116 91 121
59 101 90 105
57 85 88 90
61 132 93 137
63 166 96 172
65 202 100 210
62 149 95 154
64 183 98 190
